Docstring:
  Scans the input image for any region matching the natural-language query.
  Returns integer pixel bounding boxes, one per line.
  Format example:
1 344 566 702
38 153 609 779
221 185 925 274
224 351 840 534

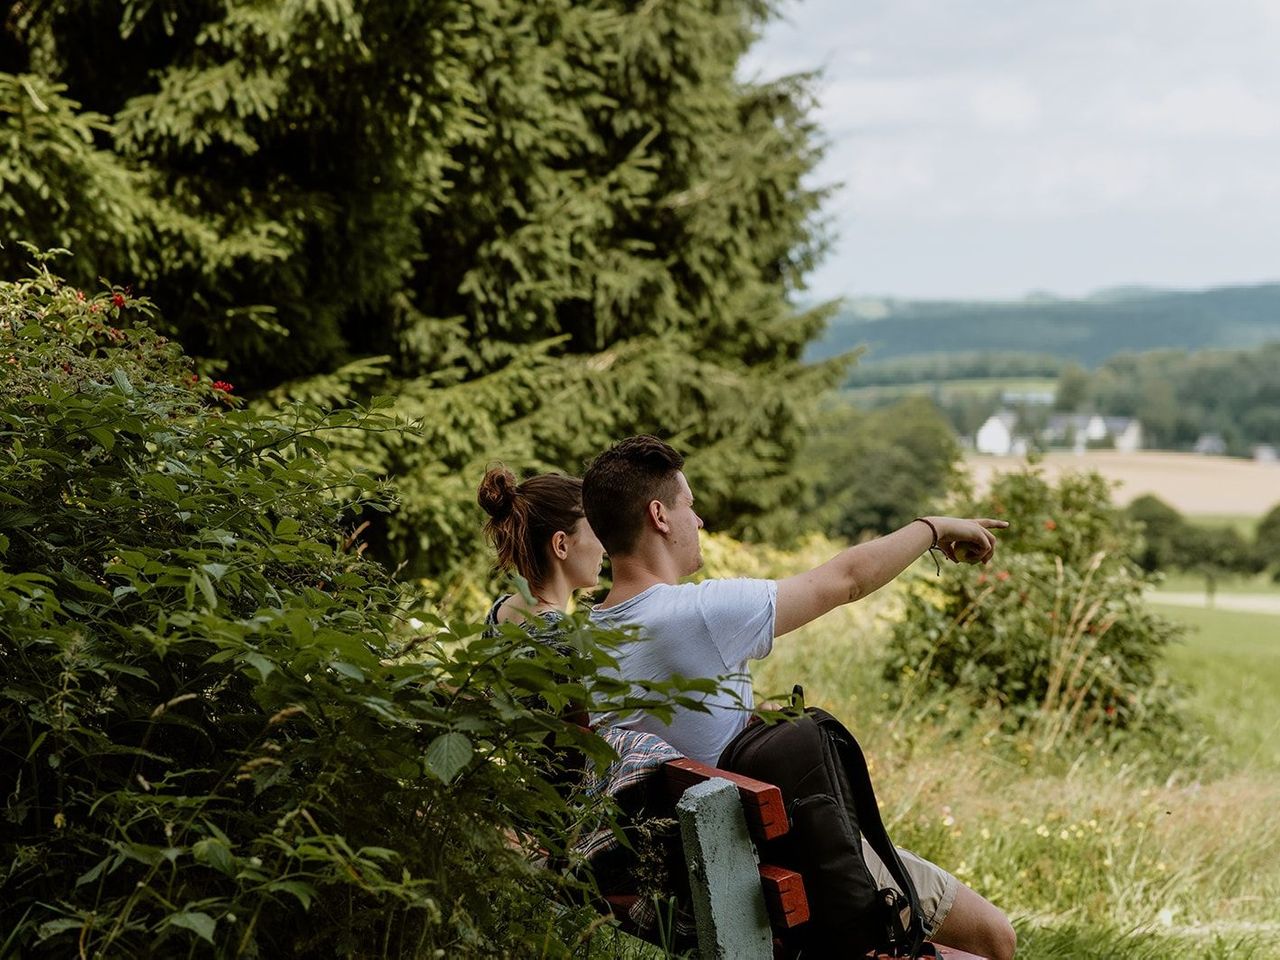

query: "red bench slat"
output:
758 864 809 928
662 757 789 842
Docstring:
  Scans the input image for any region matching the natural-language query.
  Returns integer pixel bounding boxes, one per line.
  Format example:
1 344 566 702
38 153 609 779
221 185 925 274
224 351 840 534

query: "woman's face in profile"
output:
564 518 606 589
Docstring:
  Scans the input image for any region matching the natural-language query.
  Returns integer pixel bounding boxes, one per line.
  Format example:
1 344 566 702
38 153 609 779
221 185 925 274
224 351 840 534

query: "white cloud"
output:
1116 78 1280 139
814 75 1042 133
745 0 1280 297
969 79 1042 131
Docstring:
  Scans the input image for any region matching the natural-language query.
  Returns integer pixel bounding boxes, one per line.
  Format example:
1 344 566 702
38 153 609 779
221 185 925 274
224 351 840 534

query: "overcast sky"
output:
741 0 1280 300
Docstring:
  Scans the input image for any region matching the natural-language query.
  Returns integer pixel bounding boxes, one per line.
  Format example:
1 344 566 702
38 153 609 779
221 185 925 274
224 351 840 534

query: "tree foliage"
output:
839 351 1066 388
1055 344 1280 453
1124 494 1186 573
1124 493 1267 593
2 0 842 576
796 396 960 542
1258 503 1280 581
0 258 706 956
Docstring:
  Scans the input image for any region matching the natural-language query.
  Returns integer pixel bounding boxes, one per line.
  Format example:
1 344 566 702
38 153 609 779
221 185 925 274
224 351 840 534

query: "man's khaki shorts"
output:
862 840 960 939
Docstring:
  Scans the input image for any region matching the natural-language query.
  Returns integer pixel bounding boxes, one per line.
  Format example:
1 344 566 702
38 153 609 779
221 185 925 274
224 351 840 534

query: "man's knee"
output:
984 914 1016 960
934 882 1016 960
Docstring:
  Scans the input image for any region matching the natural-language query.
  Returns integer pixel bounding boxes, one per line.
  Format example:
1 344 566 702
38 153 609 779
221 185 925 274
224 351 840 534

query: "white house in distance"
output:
974 410 1143 455
1044 414 1143 453
975 411 1027 455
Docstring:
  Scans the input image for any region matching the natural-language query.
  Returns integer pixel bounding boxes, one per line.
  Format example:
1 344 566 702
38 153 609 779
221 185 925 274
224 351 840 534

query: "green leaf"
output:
110 367 135 395
424 731 473 783
36 918 85 939
240 651 275 680
167 910 216 943
75 856 111 887
267 879 315 909
191 570 217 609
24 730 47 761
329 660 364 682
192 837 235 876
87 426 115 451
117 841 167 865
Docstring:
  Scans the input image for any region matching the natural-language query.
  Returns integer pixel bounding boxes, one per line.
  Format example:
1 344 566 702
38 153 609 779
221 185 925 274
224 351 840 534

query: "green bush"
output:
1124 494 1185 573
884 466 1185 745
1125 494 1264 582
1258 502 1280 582
0 253 698 956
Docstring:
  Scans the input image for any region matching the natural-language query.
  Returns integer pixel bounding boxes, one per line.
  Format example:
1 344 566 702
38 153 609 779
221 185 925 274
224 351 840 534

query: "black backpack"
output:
718 692 927 958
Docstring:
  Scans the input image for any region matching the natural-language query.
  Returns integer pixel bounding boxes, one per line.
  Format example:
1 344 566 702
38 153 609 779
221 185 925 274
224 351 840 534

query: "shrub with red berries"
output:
1 252 702 959
885 464 1185 744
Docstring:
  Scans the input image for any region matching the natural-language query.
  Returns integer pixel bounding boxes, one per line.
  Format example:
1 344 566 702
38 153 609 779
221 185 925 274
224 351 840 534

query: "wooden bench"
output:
607 756 986 960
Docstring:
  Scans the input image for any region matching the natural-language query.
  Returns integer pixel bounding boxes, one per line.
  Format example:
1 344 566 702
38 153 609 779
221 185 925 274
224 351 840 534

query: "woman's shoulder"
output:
487 594 567 630
485 594 513 626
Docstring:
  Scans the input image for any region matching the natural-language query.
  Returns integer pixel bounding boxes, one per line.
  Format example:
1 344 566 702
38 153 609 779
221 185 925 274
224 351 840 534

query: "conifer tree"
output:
2 0 843 575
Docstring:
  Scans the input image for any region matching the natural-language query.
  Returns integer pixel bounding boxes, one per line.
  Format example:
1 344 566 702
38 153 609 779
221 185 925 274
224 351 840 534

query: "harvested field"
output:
966 451 1280 516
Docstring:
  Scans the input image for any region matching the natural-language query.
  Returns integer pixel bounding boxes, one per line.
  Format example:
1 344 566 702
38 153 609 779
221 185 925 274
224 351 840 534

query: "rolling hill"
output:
805 282 1280 369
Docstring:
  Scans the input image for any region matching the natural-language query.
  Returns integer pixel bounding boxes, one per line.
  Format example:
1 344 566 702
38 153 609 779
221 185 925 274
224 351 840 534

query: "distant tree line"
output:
1056 344 1280 453
843 351 1065 388
836 342 1280 454
1126 495 1280 585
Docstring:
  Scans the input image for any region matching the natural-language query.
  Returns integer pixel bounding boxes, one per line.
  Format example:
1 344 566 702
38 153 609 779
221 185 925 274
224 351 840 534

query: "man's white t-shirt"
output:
589 578 777 765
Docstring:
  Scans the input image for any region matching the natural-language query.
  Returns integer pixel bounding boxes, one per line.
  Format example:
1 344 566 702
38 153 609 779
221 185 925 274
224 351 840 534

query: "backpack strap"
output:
808 704 927 957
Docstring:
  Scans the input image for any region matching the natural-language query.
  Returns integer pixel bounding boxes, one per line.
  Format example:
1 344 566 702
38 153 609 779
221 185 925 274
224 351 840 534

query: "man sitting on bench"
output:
583 436 1017 960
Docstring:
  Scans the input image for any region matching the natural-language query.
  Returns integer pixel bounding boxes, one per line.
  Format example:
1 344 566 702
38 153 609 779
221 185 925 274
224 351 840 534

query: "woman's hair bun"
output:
477 464 519 520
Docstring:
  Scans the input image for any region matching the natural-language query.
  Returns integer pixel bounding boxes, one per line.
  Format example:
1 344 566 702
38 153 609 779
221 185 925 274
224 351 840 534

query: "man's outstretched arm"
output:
774 516 1008 637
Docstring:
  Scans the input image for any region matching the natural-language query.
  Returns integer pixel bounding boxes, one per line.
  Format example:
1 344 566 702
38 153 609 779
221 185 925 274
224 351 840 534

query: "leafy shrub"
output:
1258 502 1280 582
884 466 1185 745
1125 494 1264 585
1124 494 1185 573
0 254 696 956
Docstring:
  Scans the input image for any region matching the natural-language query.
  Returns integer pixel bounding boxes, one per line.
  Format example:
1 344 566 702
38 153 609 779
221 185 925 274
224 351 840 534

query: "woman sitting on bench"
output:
477 465 691 938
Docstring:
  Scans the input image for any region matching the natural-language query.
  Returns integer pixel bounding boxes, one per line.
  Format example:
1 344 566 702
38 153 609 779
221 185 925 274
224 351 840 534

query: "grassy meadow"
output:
741 553 1280 959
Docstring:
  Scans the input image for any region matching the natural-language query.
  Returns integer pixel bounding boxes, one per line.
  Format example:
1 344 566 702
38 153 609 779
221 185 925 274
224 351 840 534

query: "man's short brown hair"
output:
582 435 685 555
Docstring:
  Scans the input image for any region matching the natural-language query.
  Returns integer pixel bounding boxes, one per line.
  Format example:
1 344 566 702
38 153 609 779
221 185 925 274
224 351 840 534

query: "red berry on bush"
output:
112 293 126 308
212 380 234 393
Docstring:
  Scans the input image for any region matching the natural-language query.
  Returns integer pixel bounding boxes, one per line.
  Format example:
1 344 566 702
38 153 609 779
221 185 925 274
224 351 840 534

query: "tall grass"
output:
744 556 1280 957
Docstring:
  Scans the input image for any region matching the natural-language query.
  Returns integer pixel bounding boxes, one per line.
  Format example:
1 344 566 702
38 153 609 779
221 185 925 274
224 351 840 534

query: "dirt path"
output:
1148 591 1280 616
